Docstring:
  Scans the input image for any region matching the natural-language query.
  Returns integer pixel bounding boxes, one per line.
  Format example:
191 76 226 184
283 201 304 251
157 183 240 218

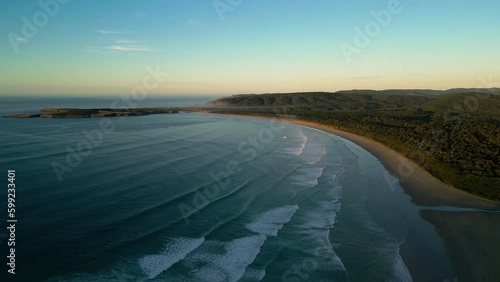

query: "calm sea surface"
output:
0 97 471 281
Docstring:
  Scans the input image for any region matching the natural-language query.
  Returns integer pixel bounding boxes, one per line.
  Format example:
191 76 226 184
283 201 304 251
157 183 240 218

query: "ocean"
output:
0 97 466 281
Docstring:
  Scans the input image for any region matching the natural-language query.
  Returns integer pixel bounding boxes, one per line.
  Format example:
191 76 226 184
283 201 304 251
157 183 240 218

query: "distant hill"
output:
422 92 500 117
208 91 432 110
208 89 500 111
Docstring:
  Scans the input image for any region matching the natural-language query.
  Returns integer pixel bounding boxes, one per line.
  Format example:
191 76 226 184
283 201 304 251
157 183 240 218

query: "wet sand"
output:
421 210 500 282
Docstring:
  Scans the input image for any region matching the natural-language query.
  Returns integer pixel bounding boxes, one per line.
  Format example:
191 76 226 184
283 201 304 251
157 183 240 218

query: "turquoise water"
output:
0 99 461 281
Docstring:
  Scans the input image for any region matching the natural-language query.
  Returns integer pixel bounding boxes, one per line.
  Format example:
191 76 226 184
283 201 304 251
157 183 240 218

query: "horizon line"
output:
1 87 499 98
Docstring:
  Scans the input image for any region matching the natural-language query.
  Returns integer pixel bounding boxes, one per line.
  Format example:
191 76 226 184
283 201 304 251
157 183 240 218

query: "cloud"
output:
94 29 132 35
106 45 155 52
86 36 153 52
116 39 140 44
14 35 28 42
85 44 155 53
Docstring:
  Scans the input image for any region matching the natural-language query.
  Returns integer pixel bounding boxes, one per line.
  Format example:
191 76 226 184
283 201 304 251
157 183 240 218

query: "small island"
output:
4 107 180 118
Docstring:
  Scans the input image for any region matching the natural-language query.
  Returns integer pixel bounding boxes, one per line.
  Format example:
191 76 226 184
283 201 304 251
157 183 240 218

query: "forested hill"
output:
209 91 431 110
204 90 500 201
208 89 500 110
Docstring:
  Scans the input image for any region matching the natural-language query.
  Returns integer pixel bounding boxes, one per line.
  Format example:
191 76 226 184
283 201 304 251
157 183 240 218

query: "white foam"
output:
183 206 299 281
301 143 327 165
246 205 299 236
300 199 341 230
296 129 308 155
300 207 338 230
289 168 347 274
329 171 343 187
290 167 325 187
138 237 204 279
299 133 327 165
190 235 267 282
284 128 308 156
388 246 413 282
301 171 343 230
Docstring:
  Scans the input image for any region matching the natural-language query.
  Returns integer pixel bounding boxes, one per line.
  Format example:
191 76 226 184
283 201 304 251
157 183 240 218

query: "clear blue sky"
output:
0 0 499 95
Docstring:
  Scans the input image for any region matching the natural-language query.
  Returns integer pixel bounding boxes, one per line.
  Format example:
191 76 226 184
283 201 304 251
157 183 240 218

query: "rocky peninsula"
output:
4 107 179 118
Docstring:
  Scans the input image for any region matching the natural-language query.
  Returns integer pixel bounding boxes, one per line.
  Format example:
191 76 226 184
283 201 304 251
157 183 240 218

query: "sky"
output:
0 0 499 96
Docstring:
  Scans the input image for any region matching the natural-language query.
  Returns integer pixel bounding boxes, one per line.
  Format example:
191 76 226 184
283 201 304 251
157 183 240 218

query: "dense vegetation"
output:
204 90 500 201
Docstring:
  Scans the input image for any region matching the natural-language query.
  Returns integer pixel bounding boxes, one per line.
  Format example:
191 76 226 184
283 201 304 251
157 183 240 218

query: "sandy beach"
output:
203 112 500 281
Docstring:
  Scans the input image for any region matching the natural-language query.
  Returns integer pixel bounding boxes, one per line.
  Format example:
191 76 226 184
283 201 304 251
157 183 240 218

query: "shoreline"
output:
202 112 499 208
201 111 500 281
